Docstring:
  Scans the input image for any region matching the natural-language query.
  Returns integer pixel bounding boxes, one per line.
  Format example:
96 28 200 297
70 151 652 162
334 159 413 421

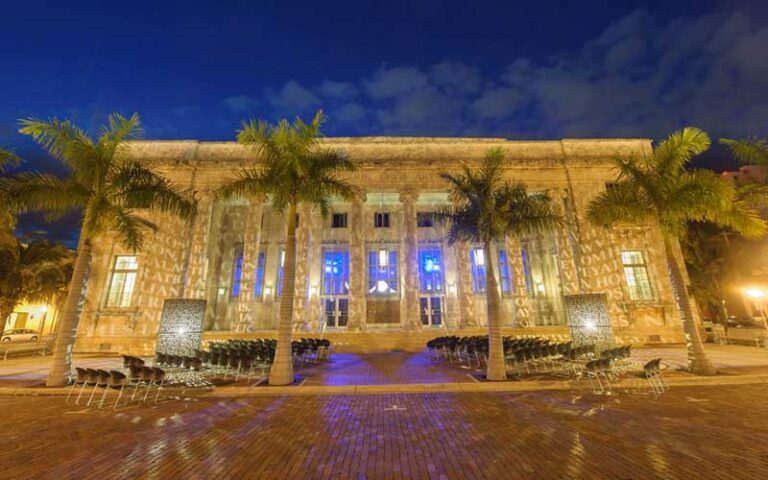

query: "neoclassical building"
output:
75 137 687 354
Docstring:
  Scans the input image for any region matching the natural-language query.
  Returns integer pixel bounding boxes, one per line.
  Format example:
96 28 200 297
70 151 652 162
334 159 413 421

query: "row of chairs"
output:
66 366 166 410
578 357 667 396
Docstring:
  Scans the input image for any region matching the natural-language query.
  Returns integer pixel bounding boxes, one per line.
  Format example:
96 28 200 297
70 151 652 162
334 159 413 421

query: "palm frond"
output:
18 117 95 172
107 205 158 251
586 181 652 227
112 163 196 221
0 147 21 173
0 172 88 220
654 127 711 176
720 138 768 166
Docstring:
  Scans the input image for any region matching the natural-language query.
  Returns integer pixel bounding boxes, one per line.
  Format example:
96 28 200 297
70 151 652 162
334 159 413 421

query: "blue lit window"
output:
368 248 398 294
470 248 487 293
231 244 244 298
521 245 533 295
418 249 443 292
253 251 266 299
323 250 350 295
276 248 285 296
498 249 512 295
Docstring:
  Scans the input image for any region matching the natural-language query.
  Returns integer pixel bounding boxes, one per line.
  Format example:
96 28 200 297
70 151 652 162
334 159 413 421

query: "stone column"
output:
506 236 531 328
235 195 264 332
184 191 215 299
306 206 324 331
292 204 310 331
347 188 366 331
456 241 477 328
399 188 421 329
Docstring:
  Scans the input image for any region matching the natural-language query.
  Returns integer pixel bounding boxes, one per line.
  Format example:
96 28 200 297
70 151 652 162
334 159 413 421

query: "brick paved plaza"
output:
1 384 767 479
1 345 768 479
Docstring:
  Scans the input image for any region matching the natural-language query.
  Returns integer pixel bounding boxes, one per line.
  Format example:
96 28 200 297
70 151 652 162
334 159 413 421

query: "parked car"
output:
0 329 40 342
725 317 765 329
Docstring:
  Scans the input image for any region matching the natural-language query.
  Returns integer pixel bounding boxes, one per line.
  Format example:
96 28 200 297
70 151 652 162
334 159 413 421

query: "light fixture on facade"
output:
217 287 226 295
265 286 272 296
377 280 389 293
379 249 388 267
310 286 318 296
474 248 485 266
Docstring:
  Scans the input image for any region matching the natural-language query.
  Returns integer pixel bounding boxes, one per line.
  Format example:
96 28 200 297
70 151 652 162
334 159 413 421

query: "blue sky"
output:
1 0 767 243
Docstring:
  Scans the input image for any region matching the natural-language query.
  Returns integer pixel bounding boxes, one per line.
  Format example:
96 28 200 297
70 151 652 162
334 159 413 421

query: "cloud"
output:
429 61 482 93
318 80 358 99
334 103 366 123
471 87 526 120
364 66 429 99
266 80 321 114
255 9 768 139
223 95 259 113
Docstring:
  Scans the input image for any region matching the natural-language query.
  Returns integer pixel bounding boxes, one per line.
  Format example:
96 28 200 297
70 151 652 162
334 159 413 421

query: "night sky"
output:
2 0 767 245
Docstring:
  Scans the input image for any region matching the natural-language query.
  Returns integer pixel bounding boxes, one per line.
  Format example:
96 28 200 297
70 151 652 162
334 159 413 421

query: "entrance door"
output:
420 296 443 326
418 248 444 327
323 298 348 327
321 249 350 329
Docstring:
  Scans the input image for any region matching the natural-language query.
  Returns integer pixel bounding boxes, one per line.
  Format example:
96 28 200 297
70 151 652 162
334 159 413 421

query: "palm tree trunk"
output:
0 305 12 335
484 241 507 381
46 237 92 387
269 201 297 385
664 235 716 376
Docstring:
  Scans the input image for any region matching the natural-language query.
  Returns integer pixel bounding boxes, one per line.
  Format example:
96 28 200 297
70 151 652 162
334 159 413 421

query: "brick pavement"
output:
1 384 767 479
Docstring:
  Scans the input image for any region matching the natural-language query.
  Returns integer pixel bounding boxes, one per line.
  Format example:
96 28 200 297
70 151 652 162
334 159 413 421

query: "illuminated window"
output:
231 244 244 298
418 249 443 292
276 248 285 296
368 248 398 294
374 212 390 228
105 256 138 307
521 245 533 296
498 249 512 295
253 251 266 300
323 250 349 295
622 250 653 300
470 248 486 293
416 212 434 227
331 213 347 228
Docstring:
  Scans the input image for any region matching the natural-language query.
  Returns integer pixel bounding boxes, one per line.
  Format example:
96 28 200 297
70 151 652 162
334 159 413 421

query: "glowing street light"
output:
744 287 767 299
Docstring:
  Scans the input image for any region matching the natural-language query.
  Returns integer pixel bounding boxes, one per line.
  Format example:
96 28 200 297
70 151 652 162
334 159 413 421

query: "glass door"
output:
420 296 442 326
419 248 444 327
321 250 349 328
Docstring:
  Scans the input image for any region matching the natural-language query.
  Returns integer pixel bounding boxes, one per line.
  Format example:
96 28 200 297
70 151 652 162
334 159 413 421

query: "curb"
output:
3 373 767 398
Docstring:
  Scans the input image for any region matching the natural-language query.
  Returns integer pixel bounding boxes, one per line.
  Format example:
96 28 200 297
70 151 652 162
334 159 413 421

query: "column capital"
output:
398 188 419 204
351 186 367 204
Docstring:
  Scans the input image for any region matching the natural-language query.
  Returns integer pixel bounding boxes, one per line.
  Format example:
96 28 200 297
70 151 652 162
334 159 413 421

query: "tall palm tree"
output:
0 113 196 386
0 238 73 333
0 148 21 240
587 127 766 376
218 110 355 386
436 148 562 380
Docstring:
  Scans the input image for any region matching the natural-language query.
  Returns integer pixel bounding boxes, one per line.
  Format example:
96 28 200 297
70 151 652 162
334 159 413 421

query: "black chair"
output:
66 367 88 404
99 370 127 410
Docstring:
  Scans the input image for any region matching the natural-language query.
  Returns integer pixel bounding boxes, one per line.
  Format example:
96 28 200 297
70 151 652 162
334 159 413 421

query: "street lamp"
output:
743 287 768 329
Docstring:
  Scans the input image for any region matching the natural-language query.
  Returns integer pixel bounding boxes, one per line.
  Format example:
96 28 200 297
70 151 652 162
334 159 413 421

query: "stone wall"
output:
75 137 686 354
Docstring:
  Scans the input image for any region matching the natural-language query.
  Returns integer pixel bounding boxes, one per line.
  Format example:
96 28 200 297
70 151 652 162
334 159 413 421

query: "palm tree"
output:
720 138 768 166
587 127 766 376
0 113 196 386
0 148 21 240
436 148 562 380
217 110 355 386
0 238 73 333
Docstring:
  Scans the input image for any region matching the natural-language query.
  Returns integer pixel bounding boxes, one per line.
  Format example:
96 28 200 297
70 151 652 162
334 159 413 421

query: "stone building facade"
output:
75 137 686 354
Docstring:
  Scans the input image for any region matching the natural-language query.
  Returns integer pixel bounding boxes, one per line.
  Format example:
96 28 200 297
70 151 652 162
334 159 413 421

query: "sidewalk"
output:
1 344 767 396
